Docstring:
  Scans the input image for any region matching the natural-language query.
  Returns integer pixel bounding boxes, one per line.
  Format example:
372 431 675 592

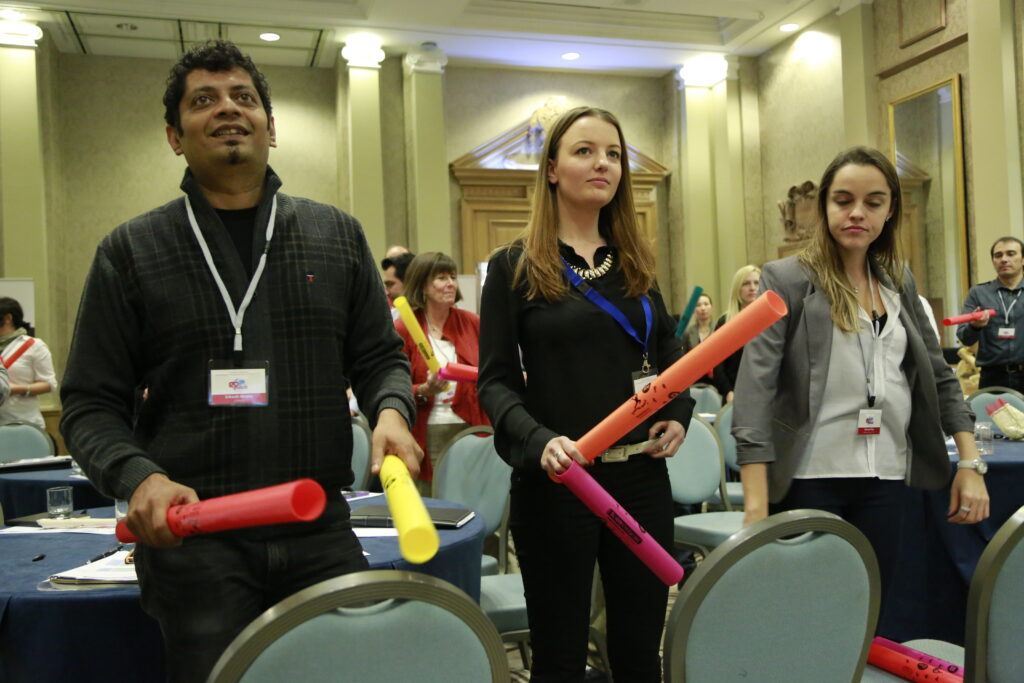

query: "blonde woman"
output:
713 265 761 402
733 146 988 626
479 106 694 681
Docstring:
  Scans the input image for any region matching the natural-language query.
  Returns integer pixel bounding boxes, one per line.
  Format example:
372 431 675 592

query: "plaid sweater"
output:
61 168 413 515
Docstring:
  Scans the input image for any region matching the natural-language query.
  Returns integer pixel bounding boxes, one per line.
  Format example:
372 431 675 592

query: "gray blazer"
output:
733 256 974 503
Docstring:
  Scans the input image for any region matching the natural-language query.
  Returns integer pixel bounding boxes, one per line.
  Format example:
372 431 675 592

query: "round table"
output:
0 498 484 683
0 467 113 519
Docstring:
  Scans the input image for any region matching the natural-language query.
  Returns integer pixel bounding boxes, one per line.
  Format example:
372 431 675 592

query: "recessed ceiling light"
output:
561 52 580 61
259 32 281 42
780 23 800 33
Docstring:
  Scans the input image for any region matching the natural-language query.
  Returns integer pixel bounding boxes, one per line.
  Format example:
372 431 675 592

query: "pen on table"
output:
87 545 124 563
32 554 45 562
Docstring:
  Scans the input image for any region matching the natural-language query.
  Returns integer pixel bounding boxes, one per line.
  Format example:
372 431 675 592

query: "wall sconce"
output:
0 20 43 47
341 32 385 68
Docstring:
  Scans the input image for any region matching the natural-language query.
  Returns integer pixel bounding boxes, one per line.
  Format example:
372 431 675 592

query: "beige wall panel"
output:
875 0 967 73
757 14 845 263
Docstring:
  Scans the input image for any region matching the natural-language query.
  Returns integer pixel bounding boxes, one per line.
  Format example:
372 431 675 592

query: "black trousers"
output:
979 365 1024 394
135 520 368 683
511 456 672 683
771 477 906 633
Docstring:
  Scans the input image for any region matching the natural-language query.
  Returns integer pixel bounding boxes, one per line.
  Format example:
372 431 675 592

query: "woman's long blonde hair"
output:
798 146 905 333
725 265 761 322
509 106 656 301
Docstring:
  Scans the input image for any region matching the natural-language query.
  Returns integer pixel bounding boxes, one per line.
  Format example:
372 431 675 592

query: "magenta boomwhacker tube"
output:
871 637 963 678
942 309 995 326
557 462 684 586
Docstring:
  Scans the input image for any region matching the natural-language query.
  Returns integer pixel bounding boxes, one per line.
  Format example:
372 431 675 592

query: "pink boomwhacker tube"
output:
573 290 787 462
942 309 996 326
867 640 963 682
438 363 478 383
115 479 327 544
557 462 684 586
871 638 963 678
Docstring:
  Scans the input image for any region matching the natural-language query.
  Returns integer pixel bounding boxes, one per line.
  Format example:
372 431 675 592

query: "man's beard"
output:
225 141 242 165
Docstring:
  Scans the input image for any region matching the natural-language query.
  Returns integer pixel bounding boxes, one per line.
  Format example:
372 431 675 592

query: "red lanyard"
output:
1 337 34 369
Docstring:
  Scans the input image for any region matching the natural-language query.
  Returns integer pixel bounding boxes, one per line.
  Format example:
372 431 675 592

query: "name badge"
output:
632 367 658 394
209 361 269 407
857 408 882 436
998 327 1016 339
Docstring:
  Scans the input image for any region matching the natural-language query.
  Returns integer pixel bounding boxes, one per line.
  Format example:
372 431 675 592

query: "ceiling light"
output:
780 23 800 33
0 19 42 46
341 32 385 68
678 54 728 88
0 9 25 21
561 52 580 61
259 32 280 42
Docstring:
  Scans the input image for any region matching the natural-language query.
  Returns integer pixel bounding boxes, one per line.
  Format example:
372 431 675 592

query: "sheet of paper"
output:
353 527 399 538
49 550 137 584
0 525 116 535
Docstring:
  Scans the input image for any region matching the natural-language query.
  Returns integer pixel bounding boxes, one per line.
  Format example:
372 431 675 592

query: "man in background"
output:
381 250 415 301
61 40 420 681
958 236 1024 392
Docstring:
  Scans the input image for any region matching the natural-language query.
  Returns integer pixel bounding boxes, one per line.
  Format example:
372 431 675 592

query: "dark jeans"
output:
979 366 1024 394
511 456 672 683
135 521 368 683
770 477 906 632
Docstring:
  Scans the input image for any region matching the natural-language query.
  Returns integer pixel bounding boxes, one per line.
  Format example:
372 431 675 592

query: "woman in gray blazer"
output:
732 146 989 607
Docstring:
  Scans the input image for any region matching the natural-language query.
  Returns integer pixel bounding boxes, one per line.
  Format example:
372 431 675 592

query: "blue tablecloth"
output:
0 497 484 683
0 467 113 519
882 438 1024 643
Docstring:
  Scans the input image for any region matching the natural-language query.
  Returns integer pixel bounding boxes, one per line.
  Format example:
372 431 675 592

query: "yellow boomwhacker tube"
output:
380 455 439 564
393 296 442 374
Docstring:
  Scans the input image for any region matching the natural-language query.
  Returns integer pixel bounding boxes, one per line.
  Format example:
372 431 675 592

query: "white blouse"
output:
795 283 911 480
0 336 58 430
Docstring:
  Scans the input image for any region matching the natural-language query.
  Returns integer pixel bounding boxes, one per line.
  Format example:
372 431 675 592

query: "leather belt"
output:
597 439 657 463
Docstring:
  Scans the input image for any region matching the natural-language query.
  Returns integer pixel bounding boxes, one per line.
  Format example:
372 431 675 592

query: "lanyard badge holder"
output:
561 258 656 393
856 271 882 436
997 289 1019 339
187 195 275 408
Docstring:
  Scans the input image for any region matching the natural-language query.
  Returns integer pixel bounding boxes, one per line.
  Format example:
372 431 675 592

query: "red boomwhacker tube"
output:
115 479 327 544
942 309 995 326
867 640 963 682
438 363 478 383
573 290 787 462
871 638 963 678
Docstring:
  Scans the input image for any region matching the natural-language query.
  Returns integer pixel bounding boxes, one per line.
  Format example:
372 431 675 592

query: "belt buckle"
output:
601 447 629 463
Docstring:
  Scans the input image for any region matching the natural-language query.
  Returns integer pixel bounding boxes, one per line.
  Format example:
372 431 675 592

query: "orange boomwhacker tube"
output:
574 290 787 462
393 296 442 374
115 479 327 544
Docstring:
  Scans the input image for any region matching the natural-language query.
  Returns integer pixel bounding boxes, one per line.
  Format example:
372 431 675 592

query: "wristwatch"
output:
956 459 988 475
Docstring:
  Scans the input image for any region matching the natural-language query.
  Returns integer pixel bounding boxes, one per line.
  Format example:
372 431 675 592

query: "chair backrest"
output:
209 570 510 683
968 388 1024 428
714 402 737 473
965 504 1024 683
690 383 723 414
0 421 54 462
666 415 727 506
663 509 879 683
432 426 509 538
349 415 372 490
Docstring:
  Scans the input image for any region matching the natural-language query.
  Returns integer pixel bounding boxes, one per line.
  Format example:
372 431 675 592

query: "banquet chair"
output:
663 509 879 682
689 383 723 415
348 415 372 491
967 387 1024 430
669 415 744 557
862 503 1024 683
208 570 510 683
707 402 743 508
431 425 510 574
0 421 54 462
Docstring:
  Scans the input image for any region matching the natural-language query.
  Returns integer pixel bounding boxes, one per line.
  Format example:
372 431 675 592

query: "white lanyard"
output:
855 267 881 408
997 288 1020 324
186 195 277 352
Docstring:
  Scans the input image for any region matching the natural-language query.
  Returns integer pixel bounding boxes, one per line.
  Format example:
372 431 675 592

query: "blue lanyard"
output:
561 257 652 371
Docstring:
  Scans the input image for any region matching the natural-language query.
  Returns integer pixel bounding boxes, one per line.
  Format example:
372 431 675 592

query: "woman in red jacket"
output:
395 252 490 493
